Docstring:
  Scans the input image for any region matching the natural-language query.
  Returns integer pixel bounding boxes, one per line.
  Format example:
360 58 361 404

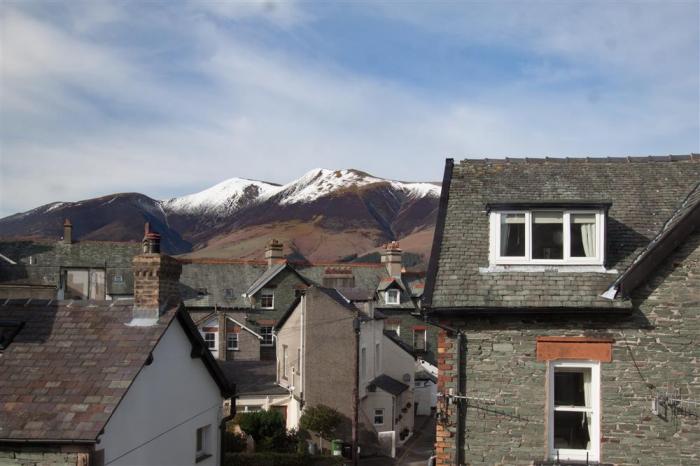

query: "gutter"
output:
0 438 96 445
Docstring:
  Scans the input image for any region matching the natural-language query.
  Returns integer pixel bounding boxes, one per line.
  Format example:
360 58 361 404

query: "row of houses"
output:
0 223 439 460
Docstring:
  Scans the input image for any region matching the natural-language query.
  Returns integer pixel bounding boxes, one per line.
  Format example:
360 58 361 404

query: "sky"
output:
1 0 699 217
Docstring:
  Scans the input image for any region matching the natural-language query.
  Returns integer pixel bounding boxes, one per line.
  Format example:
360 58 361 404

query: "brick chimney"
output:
381 241 403 278
62 219 72 244
265 239 284 268
132 228 182 325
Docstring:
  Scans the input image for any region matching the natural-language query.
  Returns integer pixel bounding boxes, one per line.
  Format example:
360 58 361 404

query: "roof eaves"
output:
423 158 454 309
176 306 235 398
225 315 263 339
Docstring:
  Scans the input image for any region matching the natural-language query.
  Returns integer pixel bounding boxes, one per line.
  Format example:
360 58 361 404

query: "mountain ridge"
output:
0 169 440 265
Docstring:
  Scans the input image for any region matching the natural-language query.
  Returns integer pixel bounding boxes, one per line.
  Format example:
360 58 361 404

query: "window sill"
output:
195 453 211 463
480 265 616 274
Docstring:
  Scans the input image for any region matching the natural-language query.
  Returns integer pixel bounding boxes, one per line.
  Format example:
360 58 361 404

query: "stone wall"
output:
435 230 700 465
0 445 91 466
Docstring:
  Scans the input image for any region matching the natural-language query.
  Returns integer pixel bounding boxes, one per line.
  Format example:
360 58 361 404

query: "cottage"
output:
0 219 140 300
424 156 699 465
0 233 233 466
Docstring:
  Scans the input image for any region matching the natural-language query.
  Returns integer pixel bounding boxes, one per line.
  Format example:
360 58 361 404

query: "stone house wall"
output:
0 445 91 466
435 230 700 465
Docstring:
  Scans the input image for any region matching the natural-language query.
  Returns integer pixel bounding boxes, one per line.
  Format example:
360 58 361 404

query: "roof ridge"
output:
459 154 698 164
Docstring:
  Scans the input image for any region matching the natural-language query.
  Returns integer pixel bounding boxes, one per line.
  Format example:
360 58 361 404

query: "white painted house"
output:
0 235 233 466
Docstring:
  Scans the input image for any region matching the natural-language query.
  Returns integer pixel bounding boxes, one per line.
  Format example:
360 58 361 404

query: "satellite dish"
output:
402 373 411 382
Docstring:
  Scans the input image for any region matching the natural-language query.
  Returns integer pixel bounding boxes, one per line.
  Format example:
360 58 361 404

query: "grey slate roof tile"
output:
426 155 700 311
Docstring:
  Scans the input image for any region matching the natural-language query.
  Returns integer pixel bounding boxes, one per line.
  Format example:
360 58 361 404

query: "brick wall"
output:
435 230 700 465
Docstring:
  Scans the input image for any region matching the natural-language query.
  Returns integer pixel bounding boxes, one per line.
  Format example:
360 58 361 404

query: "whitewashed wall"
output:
100 321 224 466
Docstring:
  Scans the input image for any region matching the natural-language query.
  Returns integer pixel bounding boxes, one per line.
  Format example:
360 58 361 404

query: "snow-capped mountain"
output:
0 169 441 263
162 168 440 215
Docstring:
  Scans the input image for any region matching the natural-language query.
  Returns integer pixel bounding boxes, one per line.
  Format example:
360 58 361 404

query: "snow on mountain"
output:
264 168 440 205
162 169 440 214
163 178 279 214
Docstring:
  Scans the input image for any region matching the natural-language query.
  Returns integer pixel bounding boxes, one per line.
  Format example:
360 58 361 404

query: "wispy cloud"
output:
1 0 698 217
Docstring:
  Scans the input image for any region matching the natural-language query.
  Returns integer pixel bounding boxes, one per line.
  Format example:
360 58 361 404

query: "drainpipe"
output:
220 395 237 464
454 331 464 466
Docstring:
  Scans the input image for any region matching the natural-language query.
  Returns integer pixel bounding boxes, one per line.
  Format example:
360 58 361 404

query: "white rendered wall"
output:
381 335 415 434
414 381 437 416
358 318 384 398
100 321 224 466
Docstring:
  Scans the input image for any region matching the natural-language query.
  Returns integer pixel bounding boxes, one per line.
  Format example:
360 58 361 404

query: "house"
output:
0 219 140 300
423 155 700 465
0 231 233 466
273 286 416 457
181 240 436 364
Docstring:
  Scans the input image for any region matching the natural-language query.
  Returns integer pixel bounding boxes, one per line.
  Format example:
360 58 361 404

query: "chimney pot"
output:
132 228 180 325
381 241 403 278
62 219 73 244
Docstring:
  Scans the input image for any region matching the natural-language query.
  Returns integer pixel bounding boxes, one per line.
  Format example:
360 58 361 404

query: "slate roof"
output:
425 155 700 312
179 259 423 310
0 299 231 442
0 240 140 296
218 360 288 396
368 374 409 396
608 180 700 298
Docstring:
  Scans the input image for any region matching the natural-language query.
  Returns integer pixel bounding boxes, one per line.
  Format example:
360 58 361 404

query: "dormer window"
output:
489 205 606 265
385 289 400 305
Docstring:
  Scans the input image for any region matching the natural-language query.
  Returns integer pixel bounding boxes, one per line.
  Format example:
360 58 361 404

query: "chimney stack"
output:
132 226 182 325
381 241 403 278
63 219 73 244
265 239 284 268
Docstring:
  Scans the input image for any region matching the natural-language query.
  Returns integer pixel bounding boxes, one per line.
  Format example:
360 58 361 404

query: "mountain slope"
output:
0 169 440 264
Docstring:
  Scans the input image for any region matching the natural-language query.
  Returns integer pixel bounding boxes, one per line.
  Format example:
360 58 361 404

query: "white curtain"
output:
501 214 524 255
580 223 595 257
583 369 592 449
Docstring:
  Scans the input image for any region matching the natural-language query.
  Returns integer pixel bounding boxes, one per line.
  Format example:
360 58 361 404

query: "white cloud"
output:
0 1 698 217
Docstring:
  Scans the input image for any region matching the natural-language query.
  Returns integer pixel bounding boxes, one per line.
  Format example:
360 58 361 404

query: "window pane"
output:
570 214 596 257
500 214 525 257
553 411 591 450
66 270 89 299
554 370 590 407
532 212 563 259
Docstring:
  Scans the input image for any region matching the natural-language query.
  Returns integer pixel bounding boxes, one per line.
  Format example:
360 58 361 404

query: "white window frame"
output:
195 425 210 460
373 408 385 426
385 289 400 305
259 288 275 309
547 360 600 462
260 326 274 347
203 332 217 351
490 210 604 265
227 332 239 351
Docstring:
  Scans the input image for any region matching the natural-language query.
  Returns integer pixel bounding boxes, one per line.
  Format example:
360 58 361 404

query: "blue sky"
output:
1 0 698 217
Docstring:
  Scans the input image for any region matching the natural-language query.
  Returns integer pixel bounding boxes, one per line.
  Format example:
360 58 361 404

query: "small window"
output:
373 409 384 425
224 288 235 299
375 342 381 373
296 348 301 375
492 210 603 265
548 361 600 462
361 347 367 378
260 326 274 346
112 274 124 284
204 332 216 350
260 289 274 309
195 425 210 461
413 329 427 351
282 345 289 379
227 333 238 351
385 321 400 336
385 289 400 305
